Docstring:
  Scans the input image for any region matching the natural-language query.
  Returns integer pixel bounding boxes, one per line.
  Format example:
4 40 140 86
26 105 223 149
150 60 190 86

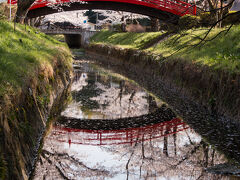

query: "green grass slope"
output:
91 30 164 49
91 26 240 73
0 20 72 98
148 26 240 73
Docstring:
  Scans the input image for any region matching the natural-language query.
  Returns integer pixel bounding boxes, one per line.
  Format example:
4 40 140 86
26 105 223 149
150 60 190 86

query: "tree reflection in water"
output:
33 60 237 180
34 119 230 180
62 62 160 120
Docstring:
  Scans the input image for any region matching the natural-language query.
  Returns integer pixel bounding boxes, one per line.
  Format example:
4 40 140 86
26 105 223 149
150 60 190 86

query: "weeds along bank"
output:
88 27 240 120
0 21 73 179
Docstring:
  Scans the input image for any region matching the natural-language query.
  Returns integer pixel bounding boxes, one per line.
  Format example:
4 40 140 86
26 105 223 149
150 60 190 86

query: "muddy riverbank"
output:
32 57 240 179
0 55 72 179
84 47 240 166
86 44 240 120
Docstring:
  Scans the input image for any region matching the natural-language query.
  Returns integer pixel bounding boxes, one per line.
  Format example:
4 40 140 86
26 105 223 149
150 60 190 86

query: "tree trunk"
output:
15 0 35 23
218 0 223 28
206 0 219 25
150 18 159 32
33 16 45 27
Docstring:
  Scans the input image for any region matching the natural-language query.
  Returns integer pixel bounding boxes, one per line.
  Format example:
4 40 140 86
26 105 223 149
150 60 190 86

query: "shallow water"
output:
33 59 239 180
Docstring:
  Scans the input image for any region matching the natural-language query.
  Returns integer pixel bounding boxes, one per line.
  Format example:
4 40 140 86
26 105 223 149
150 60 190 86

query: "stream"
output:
32 55 240 180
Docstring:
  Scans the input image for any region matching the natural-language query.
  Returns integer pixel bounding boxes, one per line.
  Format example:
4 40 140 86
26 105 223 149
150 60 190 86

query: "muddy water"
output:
33 59 239 180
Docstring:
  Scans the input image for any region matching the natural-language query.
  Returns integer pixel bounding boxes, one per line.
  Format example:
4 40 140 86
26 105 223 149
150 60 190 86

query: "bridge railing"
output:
8 0 196 16
142 0 196 15
51 118 189 146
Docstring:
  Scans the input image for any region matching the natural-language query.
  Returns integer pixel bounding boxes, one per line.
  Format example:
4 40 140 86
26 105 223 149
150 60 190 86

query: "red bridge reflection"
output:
51 118 189 146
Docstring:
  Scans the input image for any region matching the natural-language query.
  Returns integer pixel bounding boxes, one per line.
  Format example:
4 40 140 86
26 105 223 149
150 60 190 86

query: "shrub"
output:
199 12 215 27
222 12 240 26
112 24 123 32
0 4 7 20
126 24 145 32
160 23 178 33
179 15 200 30
0 12 6 20
0 3 17 21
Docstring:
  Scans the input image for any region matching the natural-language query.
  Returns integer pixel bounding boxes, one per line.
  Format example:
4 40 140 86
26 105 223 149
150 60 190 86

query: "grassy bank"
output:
0 20 72 99
91 26 240 73
91 30 164 49
0 20 72 179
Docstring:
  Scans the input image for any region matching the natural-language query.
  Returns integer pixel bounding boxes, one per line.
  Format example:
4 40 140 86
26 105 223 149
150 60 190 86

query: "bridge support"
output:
64 34 82 48
63 31 97 48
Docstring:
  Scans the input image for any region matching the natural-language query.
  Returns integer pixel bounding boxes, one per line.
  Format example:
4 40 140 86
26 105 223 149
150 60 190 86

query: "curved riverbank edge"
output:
58 105 176 130
85 44 240 164
0 52 72 179
86 43 240 120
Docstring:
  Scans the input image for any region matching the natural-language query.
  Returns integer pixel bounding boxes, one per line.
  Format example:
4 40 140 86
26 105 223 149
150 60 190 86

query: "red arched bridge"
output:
52 118 189 146
8 0 196 23
50 106 188 146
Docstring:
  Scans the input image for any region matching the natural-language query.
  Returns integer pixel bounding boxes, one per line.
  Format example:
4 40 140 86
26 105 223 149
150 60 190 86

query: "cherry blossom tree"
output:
42 9 149 31
15 0 79 23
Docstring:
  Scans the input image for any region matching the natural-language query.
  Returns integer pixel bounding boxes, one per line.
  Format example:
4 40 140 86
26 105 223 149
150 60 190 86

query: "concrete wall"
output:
80 31 97 46
64 31 97 48
64 34 82 48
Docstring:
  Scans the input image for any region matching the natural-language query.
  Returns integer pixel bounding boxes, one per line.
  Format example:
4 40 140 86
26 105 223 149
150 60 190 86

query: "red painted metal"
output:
8 0 196 16
51 118 190 146
7 0 17 4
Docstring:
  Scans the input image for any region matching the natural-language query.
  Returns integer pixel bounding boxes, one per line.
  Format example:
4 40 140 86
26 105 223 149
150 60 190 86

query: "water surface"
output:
33 59 239 180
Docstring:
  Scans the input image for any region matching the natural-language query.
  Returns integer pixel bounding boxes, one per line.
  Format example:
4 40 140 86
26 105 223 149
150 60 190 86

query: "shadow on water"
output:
32 59 240 180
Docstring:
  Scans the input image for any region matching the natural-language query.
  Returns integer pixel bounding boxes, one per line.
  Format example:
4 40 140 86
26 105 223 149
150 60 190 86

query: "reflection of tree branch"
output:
211 149 215 166
70 156 109 174
163 129 169 157
41 150 69 179
127 90 136 114
139 158 144 179
126 151 134 180
173 141 204 167
56 163 70 180
196 171 204 180
190 167 196 179
185 131 194 145
203 142 209 167
41 150 53 164
126 141 138 180
129 90 136 104
41 149 110 177
142 136 146 159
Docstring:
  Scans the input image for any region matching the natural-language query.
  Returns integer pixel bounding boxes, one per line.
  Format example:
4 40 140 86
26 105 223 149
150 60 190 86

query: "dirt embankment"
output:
85 44 240 120
85 44 240 163
0 56 72 180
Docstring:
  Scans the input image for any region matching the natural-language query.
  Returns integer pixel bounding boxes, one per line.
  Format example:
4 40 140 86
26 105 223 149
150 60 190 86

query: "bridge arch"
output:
9 0 196 24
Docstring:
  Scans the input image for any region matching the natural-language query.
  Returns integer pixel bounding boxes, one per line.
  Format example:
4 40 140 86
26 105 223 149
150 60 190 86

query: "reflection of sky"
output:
34 112 227 180
61 67 160 119
38 127 213 180
43 140 130 179
34 62 228 180
67 144 127 171
71 73 88 92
